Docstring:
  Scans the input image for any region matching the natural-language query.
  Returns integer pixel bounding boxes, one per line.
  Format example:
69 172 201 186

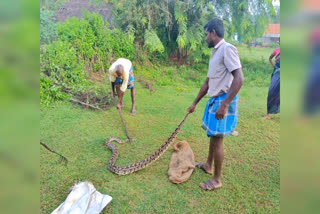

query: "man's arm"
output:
188 77 209 113
109 67 117 97
117 89 124 109
215 68 245 120
115 73 128 109
110 81 123 109
269 53 276 68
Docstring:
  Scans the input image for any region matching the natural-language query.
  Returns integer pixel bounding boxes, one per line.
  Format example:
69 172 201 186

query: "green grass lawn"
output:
40 48 280 213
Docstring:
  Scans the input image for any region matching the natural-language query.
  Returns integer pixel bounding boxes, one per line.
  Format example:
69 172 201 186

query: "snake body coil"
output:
105 114 189 175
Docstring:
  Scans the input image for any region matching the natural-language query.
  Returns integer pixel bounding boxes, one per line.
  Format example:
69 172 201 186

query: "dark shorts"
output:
115 67 135 89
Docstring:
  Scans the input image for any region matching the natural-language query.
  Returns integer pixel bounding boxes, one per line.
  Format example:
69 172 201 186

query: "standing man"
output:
109 58 136 115
187 18 244 191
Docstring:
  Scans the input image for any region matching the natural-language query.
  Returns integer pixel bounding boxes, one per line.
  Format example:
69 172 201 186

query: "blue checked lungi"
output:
202 93 239 137
115 66 135 89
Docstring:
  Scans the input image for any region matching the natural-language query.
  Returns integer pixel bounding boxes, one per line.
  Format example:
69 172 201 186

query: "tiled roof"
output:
265 24 280 34
302 0 320 11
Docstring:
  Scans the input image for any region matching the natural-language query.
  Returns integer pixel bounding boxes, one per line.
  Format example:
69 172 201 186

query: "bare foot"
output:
131 110 136 115
195 162 213 175
231 131 239 136
199 178 222 191
262 114 271 120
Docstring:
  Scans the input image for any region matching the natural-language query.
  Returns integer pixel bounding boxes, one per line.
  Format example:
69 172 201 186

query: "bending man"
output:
109 58 136 115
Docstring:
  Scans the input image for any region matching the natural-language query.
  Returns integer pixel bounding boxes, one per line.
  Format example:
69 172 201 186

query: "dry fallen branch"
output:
69 98 102 111
135 76 154 92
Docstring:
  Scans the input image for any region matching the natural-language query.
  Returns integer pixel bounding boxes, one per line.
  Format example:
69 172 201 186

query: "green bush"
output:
41 40 86 86
109 28 135 60
270 43 279 49
41 40 80 74
40 73 66 106
40 9 57 44
40 39 89 105
56 11 135 66
40 10 135 105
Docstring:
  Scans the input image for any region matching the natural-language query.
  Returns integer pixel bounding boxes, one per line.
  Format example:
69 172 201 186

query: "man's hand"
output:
188 103 196 114
215 103 228 120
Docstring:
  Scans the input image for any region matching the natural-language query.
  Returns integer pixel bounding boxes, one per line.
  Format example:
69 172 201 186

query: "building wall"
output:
257 34 280 45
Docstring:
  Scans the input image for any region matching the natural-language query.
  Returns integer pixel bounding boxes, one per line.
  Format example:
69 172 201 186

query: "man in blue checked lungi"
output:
188 18 245 191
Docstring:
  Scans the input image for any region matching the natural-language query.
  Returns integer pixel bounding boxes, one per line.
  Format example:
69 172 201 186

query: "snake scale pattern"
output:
105 113 189 175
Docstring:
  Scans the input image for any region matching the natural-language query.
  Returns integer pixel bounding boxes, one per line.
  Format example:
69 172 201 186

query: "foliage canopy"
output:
108 0 275 60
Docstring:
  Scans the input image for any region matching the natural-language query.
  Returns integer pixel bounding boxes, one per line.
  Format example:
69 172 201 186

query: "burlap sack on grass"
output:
168 141 195 184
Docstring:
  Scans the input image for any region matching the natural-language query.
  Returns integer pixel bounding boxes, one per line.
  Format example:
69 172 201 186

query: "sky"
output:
273 0 280 6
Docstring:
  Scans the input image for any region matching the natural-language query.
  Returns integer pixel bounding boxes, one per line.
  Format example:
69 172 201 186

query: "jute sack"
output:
168 141 195 184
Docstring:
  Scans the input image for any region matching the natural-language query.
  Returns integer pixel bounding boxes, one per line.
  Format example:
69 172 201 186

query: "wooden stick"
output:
70 99 102 111
113 95 133 144
117 108 133 144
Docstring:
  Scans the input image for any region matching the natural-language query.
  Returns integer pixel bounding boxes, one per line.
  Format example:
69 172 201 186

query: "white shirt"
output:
109 58 132 92
207 39 242 97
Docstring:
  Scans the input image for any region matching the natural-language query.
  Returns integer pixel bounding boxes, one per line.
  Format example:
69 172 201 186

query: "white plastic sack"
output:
51 181 112 214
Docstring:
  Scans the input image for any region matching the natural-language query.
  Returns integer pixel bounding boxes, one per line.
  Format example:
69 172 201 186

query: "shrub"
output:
40 73 66 106
40 10 135 105
40 9 57 44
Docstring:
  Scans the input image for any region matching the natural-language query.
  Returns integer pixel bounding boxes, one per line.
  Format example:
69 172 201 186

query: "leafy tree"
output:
214 0 275 44
107 0 275 62
271 6 280 24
